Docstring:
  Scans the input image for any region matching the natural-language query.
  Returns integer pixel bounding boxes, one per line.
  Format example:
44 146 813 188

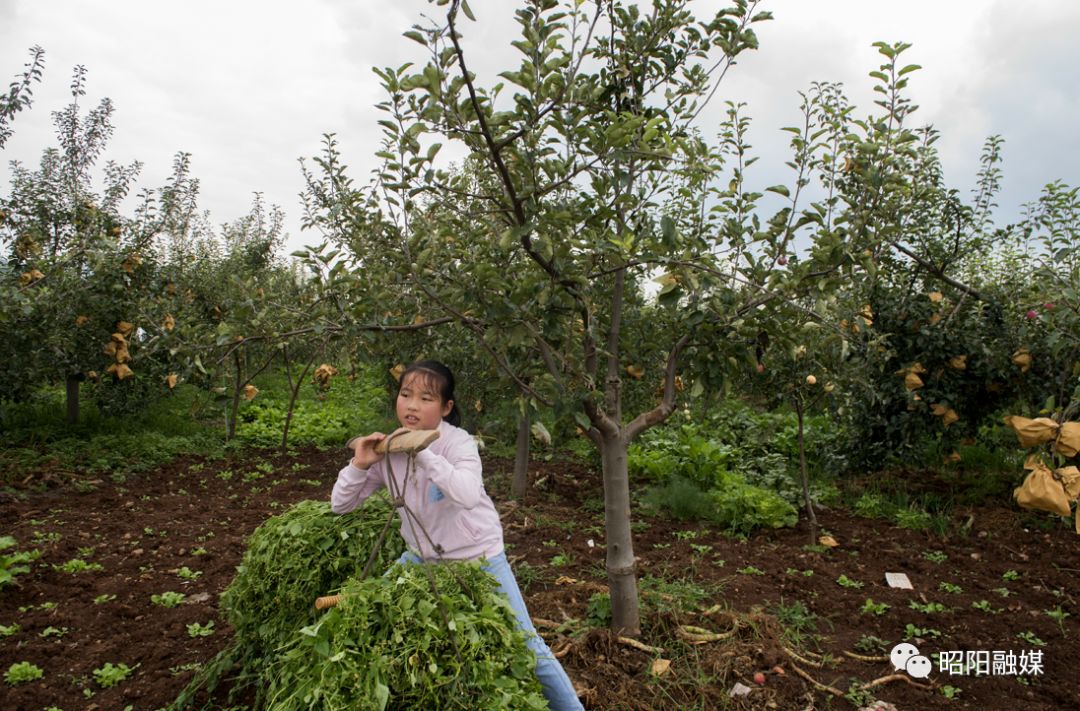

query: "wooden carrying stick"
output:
346 429 440 455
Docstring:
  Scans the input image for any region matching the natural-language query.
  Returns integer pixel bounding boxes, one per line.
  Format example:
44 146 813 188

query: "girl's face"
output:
396 372 452 430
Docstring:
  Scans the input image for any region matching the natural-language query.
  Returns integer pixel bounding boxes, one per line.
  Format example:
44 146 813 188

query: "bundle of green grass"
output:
172 496 406 708
220 497 405 654
265 561 548 710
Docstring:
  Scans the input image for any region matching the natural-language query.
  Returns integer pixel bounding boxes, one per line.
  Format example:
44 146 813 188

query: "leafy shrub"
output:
852 492 891 519
643 473 797 536
629 400 841 510
237 367 387 448
266 561 546 710
709 474 798 535
642 475 717 521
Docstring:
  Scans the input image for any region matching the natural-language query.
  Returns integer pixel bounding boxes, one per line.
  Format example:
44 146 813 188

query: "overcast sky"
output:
2 0 1077 253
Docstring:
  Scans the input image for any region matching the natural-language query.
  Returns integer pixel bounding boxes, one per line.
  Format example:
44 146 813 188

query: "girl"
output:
332 360 584 711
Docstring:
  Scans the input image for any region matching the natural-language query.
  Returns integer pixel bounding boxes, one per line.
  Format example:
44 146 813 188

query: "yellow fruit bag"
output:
1055 466 1080 501
1013 457 1071 517
1004 416 1060 448
1054 422 1080 457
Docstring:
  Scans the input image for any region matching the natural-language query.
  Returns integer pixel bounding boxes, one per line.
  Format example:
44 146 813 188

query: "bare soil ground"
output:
1 448 1077 710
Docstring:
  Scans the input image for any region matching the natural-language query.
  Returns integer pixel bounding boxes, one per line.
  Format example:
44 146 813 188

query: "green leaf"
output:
573 411 591 430
765 185 790 198
660 215 676 240
461 0 476 21
403 30 427 46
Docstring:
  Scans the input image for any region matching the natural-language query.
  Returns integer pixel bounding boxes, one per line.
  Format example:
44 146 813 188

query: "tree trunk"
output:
795 399 818 545
599 431 640 636
65 374 80 426
281 346 319 454
512 409 531 499
227 351 243 440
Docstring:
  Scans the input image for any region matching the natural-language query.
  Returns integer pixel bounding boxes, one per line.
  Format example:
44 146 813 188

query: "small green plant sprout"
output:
993 586 1012 597
191 547 208 556
908 601 947 614
652 542 671 550
940 684 962 700
895 507 932 531
585 592 612 628
169 662 202 675
1002 569 1020 581
861 598 890 616
186 621 215 638
774 600 817 646
93 662 134 687
672 530 699 540
854 634 890 653
151 592 186 608
541 539 558 548
938 581 963 594
1 537 41 589
216 469 234 480
53 558 103 574
1016 630 1046 647
77 546 95 557
549 553 573 567
971 600 1002 614
836 574 864 589
844 679 875 708
31 530 61 544
39 626 68 638
738 565 765 576
1045 605 1070 635
93 594 116 604
922 550 948 564
689 543 713 555
4 661 43 685
903 623 941 640
177 566 202 581
0 623 19 637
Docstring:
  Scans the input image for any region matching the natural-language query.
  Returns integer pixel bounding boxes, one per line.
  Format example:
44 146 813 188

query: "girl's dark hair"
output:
397 360 461 427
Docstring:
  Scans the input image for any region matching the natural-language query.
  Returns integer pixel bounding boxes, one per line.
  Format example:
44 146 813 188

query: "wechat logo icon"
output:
890 642 932 679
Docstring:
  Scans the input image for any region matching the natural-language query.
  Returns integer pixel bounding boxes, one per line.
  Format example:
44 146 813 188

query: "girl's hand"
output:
349 433 386 470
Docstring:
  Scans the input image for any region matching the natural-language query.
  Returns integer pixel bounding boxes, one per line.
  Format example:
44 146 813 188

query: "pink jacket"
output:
331 420 504 561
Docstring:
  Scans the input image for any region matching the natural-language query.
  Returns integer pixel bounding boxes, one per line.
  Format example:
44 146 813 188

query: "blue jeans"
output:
394 550 584 711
